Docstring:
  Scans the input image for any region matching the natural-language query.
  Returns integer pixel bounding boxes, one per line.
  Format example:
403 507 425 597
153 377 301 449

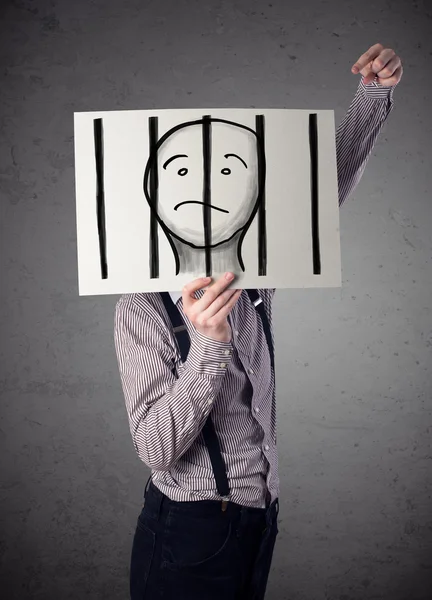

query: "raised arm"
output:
259 44 402 303
336 77 396 207
337 43 402 207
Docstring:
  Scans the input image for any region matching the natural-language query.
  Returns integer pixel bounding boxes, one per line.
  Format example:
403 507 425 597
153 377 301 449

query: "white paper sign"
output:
74 108 341 295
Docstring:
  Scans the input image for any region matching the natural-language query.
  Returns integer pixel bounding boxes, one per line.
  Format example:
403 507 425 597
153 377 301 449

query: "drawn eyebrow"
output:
163 154 188 169
224 153 247 168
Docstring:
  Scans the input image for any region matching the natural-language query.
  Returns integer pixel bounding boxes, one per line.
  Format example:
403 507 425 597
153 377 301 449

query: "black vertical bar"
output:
94 118 108 279
149 117 159 278
256 115 267 276
202 115 212 277
309 113 321 274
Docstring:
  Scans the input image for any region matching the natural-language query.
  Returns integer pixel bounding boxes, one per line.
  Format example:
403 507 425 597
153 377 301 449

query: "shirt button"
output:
264 445 270 452
254 406 260 413
220 362 227 369
248 368 254 375
207 399 213 405
234 330 239 336
223 349 231 356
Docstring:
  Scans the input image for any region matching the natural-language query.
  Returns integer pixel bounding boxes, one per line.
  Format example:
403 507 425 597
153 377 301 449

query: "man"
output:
114 43 403 600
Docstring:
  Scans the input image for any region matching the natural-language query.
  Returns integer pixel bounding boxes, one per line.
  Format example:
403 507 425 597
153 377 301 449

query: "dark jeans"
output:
130 480 279 600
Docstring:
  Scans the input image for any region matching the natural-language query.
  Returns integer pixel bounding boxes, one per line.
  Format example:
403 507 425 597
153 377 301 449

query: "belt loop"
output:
156 487 165 521
144 474 152 499
274 499 279 520
144 476 166 522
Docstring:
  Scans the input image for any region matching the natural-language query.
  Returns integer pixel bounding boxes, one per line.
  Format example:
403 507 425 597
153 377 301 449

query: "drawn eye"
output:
178 168 188 176
221 168 231 175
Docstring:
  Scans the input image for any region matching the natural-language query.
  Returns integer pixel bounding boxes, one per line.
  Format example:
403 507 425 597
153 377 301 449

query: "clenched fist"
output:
351 43 403 87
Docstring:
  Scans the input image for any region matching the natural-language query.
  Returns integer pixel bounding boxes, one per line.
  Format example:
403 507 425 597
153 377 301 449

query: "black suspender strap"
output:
201 419 230 500
160 292 189 362
245 289 275 371
160 293 230 504
160 290 274 510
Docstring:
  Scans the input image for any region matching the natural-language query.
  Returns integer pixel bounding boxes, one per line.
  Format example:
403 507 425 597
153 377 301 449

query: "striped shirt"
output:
114 78 397 508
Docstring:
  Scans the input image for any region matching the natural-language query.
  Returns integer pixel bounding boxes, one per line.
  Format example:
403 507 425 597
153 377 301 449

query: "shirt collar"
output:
169 292 182 304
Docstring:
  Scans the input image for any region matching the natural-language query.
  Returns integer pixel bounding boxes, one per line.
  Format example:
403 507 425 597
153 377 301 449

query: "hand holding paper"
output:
183 273 242 343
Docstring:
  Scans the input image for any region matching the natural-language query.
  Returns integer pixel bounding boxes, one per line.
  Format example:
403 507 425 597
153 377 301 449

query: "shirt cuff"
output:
359 76 398 99
186 329 234 376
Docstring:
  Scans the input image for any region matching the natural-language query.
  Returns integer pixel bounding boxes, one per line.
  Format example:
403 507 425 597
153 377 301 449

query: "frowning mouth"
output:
173 201 229 214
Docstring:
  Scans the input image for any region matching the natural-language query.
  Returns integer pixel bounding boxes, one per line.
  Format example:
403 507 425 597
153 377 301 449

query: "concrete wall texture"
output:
1 0 431 598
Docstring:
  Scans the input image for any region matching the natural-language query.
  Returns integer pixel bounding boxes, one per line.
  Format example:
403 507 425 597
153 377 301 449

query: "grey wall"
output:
1 0 431 598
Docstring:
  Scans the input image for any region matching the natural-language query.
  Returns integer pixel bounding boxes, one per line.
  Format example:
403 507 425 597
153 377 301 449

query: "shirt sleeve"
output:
257 77 398 301
337 76 398 208
114 295 233 471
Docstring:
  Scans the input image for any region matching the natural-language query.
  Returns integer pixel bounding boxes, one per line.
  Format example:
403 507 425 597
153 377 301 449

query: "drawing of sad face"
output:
144 119 262 248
